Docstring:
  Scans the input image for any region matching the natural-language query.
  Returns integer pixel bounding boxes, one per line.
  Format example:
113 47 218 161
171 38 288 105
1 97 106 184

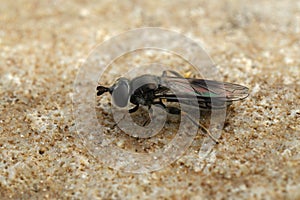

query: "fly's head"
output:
110 77 131 108
97 77 131 108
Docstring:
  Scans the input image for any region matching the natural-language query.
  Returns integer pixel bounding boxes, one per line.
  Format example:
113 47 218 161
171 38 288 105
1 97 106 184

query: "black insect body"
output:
96 70 249 143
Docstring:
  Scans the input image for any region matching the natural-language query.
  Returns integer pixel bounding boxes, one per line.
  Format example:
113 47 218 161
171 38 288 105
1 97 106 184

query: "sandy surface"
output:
0 0 299 199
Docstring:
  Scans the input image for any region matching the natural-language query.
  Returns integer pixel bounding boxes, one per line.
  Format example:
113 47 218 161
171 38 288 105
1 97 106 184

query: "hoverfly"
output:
96 70 249 143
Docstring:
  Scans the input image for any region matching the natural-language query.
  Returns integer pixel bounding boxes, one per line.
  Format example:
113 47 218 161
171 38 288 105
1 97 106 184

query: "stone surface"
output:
0 0 299 199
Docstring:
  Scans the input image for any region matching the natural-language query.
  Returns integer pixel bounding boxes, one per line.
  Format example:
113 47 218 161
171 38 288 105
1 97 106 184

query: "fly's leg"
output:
129 104 152 127
162 70 184 78
112 104 139 128
162 105 219 144
129 104 139 113
141 106 152 126
128 104 156 127
112 114 126 129
184 111 219 144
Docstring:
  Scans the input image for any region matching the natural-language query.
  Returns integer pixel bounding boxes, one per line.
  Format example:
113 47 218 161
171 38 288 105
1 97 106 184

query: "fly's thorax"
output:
130 88 157 106
130 75 160 91
129 75 160 106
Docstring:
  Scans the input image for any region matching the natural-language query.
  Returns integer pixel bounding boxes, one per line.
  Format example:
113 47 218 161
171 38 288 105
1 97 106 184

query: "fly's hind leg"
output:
163 105 219 144
141 105 152 126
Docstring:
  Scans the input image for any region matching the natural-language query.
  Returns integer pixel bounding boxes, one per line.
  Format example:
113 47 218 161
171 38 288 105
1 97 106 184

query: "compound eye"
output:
111 78 130 108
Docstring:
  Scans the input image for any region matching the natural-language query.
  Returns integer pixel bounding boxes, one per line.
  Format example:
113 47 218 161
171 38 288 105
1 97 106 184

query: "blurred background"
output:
0 0 299 199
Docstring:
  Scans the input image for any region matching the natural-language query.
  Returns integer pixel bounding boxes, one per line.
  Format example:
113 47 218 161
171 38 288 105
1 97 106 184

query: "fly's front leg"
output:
112 104 139 128
129 105 154 127
128 104 152 127
129 104 139 113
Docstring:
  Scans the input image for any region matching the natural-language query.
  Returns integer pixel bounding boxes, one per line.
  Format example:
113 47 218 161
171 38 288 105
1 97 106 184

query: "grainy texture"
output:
0 0 299 199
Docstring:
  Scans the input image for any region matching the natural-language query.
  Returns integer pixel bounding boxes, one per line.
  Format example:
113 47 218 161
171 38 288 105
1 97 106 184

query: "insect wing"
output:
159 77 249 102
188 78 249 101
